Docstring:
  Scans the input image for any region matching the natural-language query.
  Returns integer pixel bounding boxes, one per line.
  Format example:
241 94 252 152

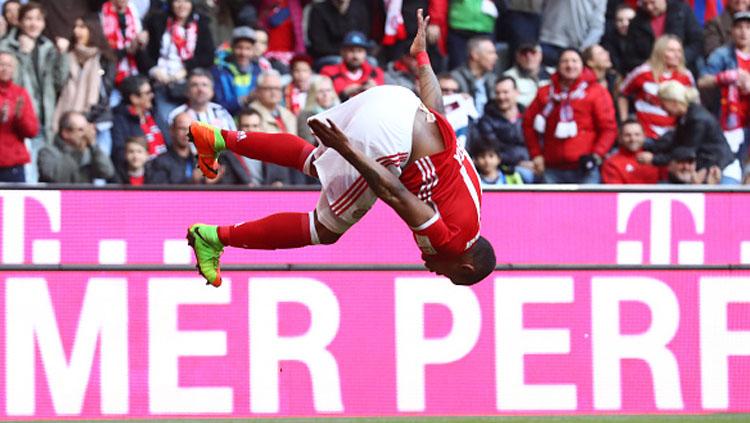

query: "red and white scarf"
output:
168 17 198 61
534 78 589 139
382 0 407 46
102 1 139 85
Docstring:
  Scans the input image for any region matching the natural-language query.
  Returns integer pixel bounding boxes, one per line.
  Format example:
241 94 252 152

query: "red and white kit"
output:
308 85 483 258
620 63 694 139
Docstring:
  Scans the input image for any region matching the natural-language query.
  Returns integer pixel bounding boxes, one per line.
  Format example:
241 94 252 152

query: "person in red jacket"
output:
0 51 39 182
601 119 660 184
320 30 385 102
523 48 617 184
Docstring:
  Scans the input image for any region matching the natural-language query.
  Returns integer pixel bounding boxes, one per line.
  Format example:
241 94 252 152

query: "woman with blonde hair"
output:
637 80 739 184
619 35 694 140
296 75 340 145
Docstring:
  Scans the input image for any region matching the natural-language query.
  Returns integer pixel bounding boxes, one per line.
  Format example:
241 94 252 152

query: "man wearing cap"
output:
665 147 722 185
211 26 264 115
502 41 552 108
699 11 750 168
319 30 385 102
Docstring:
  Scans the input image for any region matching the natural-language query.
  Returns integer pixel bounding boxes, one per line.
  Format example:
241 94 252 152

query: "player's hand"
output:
409 8 430 57
308 118 350 152
636 151 653 164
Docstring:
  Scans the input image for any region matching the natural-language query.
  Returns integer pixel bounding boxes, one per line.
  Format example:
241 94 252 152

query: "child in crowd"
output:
470 141 523 187
118 136 149 185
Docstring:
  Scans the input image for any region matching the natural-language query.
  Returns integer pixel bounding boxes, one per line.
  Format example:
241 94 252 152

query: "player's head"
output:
424 236 496 286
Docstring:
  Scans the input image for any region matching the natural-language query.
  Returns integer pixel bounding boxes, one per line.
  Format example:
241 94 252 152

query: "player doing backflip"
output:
187 10 496 286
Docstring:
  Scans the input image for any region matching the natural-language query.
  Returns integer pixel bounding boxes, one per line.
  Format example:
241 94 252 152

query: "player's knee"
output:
318 228 341 245
314 219 342 245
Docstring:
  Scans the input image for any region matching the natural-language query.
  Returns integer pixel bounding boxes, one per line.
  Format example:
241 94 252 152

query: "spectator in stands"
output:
439 72 477 149
503 41 552 108
139 0 215 125
468 138 523 187
601 119 660 184
0 51 39 182
212 26 264 116
53 17 116 157
474 76 533 183
523 49 617 184
38 111 115 183
255 0 306 64
101 0 149 88
538 0 606 67
115 136 150 185
582 43 620 122
620 35 694 140
639 81 739 184
664 146 722 184
111 75 169 176
320 31 384 102
704 0 750 57
384 50 419 93
450 36 497 117
236 107 265 186
623 0 703 75
283 54 313 115
699 11 750 169
442 0 498 70
601 3 635 77
297 75 339 145
168 68 235 130
2 0 21 36
248 70 306 185
0 2 70 182
146 111 196 184
307 0 372 64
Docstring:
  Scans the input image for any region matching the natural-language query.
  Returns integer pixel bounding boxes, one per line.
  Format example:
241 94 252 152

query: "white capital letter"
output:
249 277 342 413
592 277 682 410
148 277 232 414
395 277 481 412
6 277 129 415
700 277 750 409
495 277 576 410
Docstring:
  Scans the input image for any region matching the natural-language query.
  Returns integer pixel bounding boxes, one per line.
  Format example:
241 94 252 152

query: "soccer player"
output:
187 10 496 286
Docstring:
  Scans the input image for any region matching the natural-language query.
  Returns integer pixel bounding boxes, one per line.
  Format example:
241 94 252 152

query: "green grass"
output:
6 415 749 423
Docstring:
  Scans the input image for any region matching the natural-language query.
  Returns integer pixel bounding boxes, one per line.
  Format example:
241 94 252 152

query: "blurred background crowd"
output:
0 0 747 187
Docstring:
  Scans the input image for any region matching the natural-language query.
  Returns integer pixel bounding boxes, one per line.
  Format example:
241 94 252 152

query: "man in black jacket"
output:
147 112 196 184
623 0 703 76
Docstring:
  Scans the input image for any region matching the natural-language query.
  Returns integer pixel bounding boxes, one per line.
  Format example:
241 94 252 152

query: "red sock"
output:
221 130 315 172
217 212 312 250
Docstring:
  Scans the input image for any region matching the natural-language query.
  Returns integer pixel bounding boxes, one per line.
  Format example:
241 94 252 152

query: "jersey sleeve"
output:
411 212 464 257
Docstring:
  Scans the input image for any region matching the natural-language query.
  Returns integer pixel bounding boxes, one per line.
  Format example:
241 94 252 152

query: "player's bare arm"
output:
411 9 444 115
309 118 436 228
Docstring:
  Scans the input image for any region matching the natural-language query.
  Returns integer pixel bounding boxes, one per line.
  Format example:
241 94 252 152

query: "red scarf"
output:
129 106 166 157
102 1 139 85
168 17 198 61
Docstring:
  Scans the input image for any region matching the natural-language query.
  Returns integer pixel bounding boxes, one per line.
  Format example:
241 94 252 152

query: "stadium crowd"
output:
0 0 747 186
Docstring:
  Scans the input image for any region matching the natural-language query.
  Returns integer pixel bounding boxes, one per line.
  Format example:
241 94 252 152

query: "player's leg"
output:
187 210 339 287
190 122 316 178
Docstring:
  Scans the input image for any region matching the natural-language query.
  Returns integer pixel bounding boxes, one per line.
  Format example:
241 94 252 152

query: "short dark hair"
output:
457 236 496 286
557 48 583 68
120 75 149 105
467 137 500 160
188 67 214 84
125 136 148 151
238 107 262 121
18 1 44 21
495 75 517 89
621 118 642 129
